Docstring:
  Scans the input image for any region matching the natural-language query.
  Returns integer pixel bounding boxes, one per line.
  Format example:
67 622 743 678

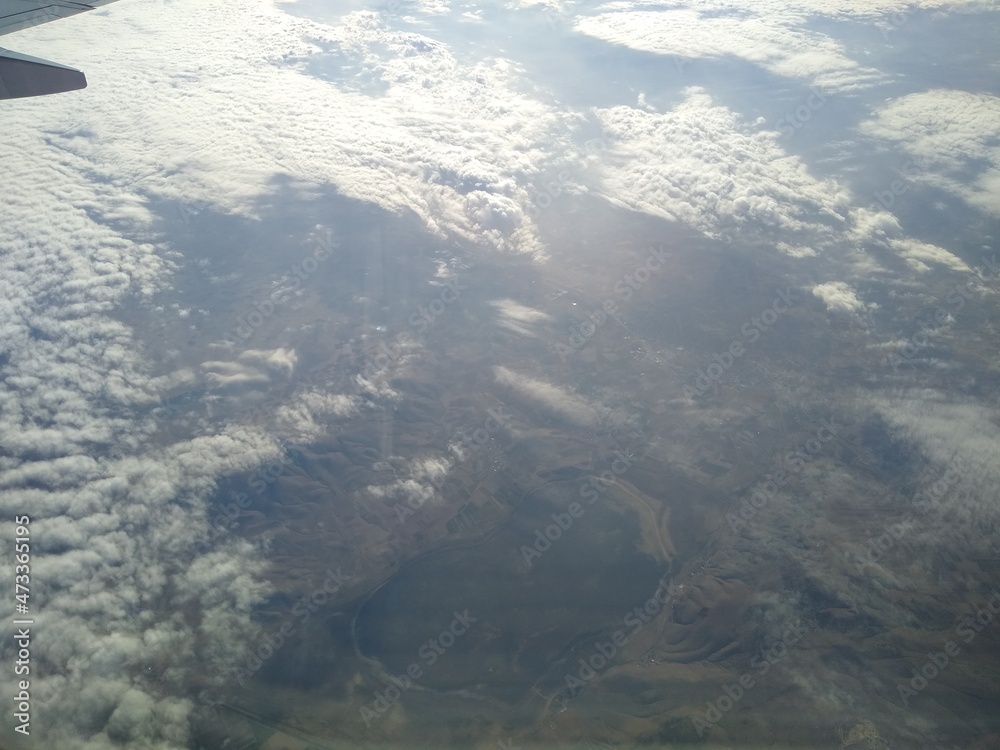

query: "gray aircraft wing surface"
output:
0 1 122 99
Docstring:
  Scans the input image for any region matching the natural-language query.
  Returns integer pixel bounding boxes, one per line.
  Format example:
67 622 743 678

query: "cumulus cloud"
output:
6 0 573 261
811 281 868 314
887 238 971 274
365 454 454 511
238 347 297 375
0 426 280 748
201 347 298 388
589 88 852 243
0 6 363 744
272 390 361 439
368 477 439 505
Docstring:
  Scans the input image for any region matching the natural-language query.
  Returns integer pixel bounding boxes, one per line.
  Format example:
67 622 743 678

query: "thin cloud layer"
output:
589 0 990 21
863 390 1000 548
489 298 552 337
493 366 599 426
577 8 881 91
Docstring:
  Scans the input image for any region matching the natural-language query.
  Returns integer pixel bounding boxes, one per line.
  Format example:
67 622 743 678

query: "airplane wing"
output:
0 1 122 99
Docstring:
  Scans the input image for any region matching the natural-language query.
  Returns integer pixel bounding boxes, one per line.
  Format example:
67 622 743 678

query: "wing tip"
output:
0 49 88 100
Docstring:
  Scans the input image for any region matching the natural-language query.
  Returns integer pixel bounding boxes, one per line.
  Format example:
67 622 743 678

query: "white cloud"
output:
368 476 440 505
365 454 454 510
7 1 571 260
888 238 971 274
859 89 1000 216
272 390 361 439
489 298 551 337
577 8 881 91
493 366 599 426
589 88 852 243
590 0 989 22
0 430 278 748
201 347 298 388
811 281 867 313
0 17 308 740
862 390 1000 550
239 347 298 375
